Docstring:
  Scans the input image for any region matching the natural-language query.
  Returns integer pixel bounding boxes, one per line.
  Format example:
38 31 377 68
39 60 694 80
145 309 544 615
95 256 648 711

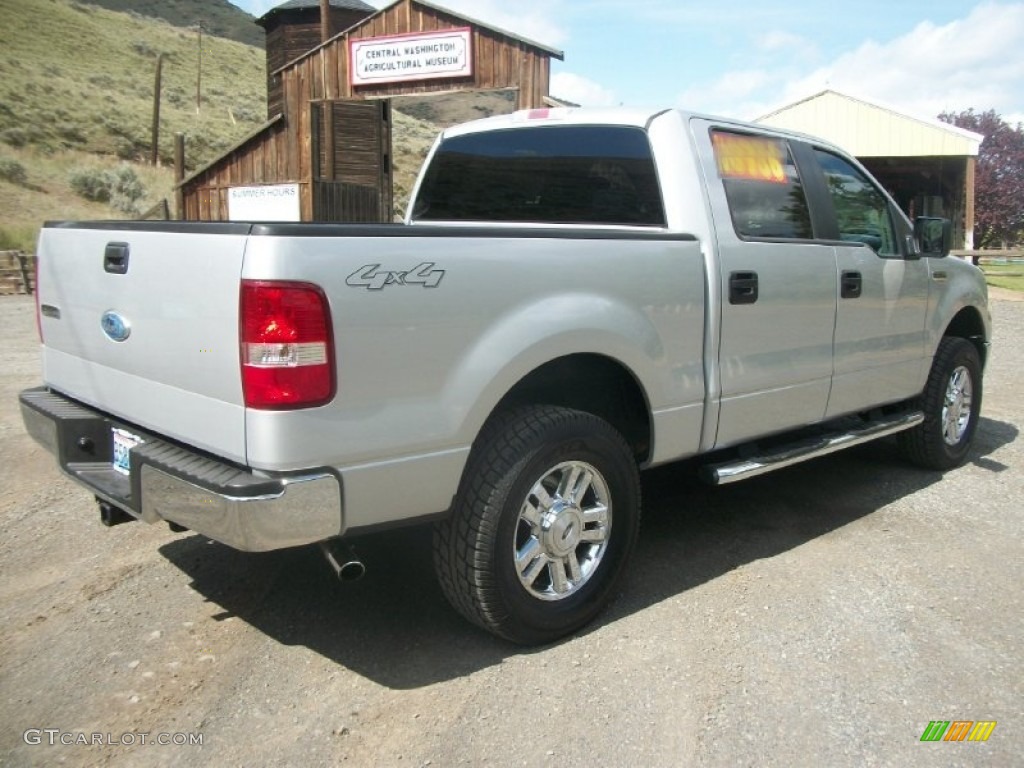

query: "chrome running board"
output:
701 411 924 485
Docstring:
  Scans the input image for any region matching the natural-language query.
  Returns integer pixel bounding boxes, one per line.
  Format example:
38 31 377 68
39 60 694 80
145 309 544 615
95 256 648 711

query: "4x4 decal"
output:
346 262 445 290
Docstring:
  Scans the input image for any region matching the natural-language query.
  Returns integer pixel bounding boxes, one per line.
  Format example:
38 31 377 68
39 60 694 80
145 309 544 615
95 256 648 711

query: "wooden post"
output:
151 53 164 166
16 252 32 296
174 133 185 220
324 103 335 181
964 156 976 251
320 1 335 189
320 0 332 42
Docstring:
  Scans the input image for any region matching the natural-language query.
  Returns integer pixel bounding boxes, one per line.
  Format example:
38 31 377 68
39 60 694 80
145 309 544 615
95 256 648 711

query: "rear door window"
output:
711 130 813 240
413 125 666 226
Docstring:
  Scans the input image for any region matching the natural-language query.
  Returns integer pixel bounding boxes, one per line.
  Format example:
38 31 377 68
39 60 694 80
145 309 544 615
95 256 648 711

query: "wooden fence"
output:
0 250 33 295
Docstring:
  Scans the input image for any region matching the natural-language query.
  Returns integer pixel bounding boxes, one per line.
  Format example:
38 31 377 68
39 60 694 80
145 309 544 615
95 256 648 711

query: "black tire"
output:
899 337 982 470
433 405 641 644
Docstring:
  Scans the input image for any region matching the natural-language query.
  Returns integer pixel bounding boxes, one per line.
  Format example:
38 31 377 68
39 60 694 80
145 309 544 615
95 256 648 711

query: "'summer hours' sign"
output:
350 28 473 86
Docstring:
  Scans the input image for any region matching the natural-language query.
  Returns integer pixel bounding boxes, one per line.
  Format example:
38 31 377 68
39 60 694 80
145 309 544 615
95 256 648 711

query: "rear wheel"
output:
899 337 982 470
433 406 640 644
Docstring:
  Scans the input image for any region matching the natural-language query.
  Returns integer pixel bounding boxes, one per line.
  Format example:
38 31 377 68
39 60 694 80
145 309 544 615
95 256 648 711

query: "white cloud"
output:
551 72 617 106
756 30 811 54
366 0 566 48
779 2 1024 120
677 69 777 117
676 2 1024 123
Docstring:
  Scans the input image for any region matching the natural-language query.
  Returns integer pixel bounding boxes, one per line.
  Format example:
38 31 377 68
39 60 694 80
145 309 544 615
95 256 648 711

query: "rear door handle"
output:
841 270 862 299
729 271 758 305
104 242 130 274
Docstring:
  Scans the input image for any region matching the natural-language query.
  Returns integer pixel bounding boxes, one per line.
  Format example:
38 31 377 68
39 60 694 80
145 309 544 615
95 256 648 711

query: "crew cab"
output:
21 107 990 643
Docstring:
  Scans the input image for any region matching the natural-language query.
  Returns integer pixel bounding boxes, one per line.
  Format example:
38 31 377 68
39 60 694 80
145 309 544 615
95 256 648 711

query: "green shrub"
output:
0 158 28 186
1 128 28 148
69 164 146 213
69 167 111 202
56 123 87 144
132 40 157 58
88 74 116 89
114 138 138 161
108 165 146 213
232 105 261 123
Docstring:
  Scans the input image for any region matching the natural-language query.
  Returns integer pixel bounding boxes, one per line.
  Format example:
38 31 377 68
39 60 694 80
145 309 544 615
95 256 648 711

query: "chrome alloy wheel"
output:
514 461 612 601
942 365 974 446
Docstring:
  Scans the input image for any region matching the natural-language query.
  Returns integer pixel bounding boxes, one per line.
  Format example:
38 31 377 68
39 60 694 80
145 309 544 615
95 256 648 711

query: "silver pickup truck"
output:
21 107 990 643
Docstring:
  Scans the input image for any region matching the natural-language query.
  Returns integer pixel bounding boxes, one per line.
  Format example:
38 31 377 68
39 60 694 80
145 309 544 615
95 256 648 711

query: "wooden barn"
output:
176 0 564 223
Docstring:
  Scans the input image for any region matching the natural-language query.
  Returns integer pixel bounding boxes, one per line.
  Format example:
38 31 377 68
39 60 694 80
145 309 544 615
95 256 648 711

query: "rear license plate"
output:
112 428 143 476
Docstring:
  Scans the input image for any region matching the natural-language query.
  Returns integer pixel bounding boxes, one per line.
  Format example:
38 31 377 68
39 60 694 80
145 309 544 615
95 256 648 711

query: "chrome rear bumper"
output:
20 387 341 552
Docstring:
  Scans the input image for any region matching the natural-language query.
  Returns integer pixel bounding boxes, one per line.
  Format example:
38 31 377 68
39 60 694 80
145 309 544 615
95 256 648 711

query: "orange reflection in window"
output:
712 132 787 184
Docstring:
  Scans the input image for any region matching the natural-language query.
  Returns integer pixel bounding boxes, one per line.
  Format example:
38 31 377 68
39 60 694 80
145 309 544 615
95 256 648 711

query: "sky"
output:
230 0 1024 126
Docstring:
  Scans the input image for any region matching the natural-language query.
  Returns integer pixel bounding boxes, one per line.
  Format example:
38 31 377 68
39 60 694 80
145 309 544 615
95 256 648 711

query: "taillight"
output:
34 252 42 342
240 280 334 409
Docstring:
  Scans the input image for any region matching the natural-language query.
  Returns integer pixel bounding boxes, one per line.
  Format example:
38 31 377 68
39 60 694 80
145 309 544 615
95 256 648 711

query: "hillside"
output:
0 0 505 251
0 0 269 168
82 0 265 48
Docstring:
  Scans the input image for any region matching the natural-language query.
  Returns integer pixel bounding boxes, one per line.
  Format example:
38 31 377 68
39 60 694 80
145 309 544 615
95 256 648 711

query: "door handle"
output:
104 242 130 274
841 270 861 299
729 271 758 305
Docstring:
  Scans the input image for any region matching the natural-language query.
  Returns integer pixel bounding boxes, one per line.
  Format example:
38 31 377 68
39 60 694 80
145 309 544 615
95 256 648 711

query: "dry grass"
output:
0 0 504 245
0 144 174 250
0 0 268 167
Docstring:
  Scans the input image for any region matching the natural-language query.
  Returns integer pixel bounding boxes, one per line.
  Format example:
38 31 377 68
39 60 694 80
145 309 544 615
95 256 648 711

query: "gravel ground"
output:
0 292 1020 767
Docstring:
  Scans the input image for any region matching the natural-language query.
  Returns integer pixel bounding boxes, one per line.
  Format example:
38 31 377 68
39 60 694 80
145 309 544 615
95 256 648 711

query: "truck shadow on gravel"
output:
158 416 1017 689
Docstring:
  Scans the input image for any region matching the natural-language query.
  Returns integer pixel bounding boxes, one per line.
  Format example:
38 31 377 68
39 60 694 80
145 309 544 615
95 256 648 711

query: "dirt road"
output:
1 293 1020 766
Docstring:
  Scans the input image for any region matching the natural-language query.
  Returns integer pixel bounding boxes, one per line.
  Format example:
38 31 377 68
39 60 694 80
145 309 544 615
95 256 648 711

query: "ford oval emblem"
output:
101 311 131 342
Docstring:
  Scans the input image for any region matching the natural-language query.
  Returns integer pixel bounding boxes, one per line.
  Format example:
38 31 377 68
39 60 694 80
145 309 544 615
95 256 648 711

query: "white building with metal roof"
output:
756 90 983 249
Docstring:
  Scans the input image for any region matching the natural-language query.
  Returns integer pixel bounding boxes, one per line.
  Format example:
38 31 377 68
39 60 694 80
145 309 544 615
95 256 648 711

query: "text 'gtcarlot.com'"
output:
23 729 204 747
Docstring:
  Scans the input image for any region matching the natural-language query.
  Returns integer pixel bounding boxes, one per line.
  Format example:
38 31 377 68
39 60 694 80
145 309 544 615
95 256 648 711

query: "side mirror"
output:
914 216 952 258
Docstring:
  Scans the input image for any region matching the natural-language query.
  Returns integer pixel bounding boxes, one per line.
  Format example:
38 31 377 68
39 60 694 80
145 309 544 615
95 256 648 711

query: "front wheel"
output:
899 337 983 470
433 406 641 644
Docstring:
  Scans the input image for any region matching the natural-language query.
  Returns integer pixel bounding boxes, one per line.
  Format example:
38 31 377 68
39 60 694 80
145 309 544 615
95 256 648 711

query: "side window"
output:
711 130 812 239
813 149 898 256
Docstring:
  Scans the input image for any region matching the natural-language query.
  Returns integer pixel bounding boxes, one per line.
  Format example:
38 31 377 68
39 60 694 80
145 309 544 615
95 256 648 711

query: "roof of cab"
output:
439 107 671 139
438 106 859 161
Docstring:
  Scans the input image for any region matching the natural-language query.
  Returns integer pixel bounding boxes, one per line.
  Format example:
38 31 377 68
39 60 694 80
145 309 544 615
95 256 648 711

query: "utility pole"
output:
196 21 203 115
150 53 164 165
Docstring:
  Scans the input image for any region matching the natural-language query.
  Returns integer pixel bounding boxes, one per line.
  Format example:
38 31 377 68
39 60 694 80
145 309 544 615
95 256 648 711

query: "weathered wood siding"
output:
280 0 553 109
181 0 557 222
180 118 313 221
264 7 375 117
311 99 393 221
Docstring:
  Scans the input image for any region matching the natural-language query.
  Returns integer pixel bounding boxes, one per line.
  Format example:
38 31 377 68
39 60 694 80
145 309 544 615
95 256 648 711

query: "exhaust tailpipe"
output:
319 540 366 582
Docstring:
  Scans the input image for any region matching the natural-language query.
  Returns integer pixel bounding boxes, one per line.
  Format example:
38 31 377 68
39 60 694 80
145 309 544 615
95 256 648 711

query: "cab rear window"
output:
412 125 666 227
711 130 813 240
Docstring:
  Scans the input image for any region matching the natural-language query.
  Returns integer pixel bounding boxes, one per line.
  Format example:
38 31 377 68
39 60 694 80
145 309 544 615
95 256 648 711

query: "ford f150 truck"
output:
21 107 990 643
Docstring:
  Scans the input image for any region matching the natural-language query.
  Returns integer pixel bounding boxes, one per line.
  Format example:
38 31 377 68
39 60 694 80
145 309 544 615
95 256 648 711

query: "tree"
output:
939 109 1024 249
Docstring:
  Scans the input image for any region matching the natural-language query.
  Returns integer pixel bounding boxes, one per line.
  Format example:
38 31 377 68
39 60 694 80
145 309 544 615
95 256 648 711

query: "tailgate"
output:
37 222 252 464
